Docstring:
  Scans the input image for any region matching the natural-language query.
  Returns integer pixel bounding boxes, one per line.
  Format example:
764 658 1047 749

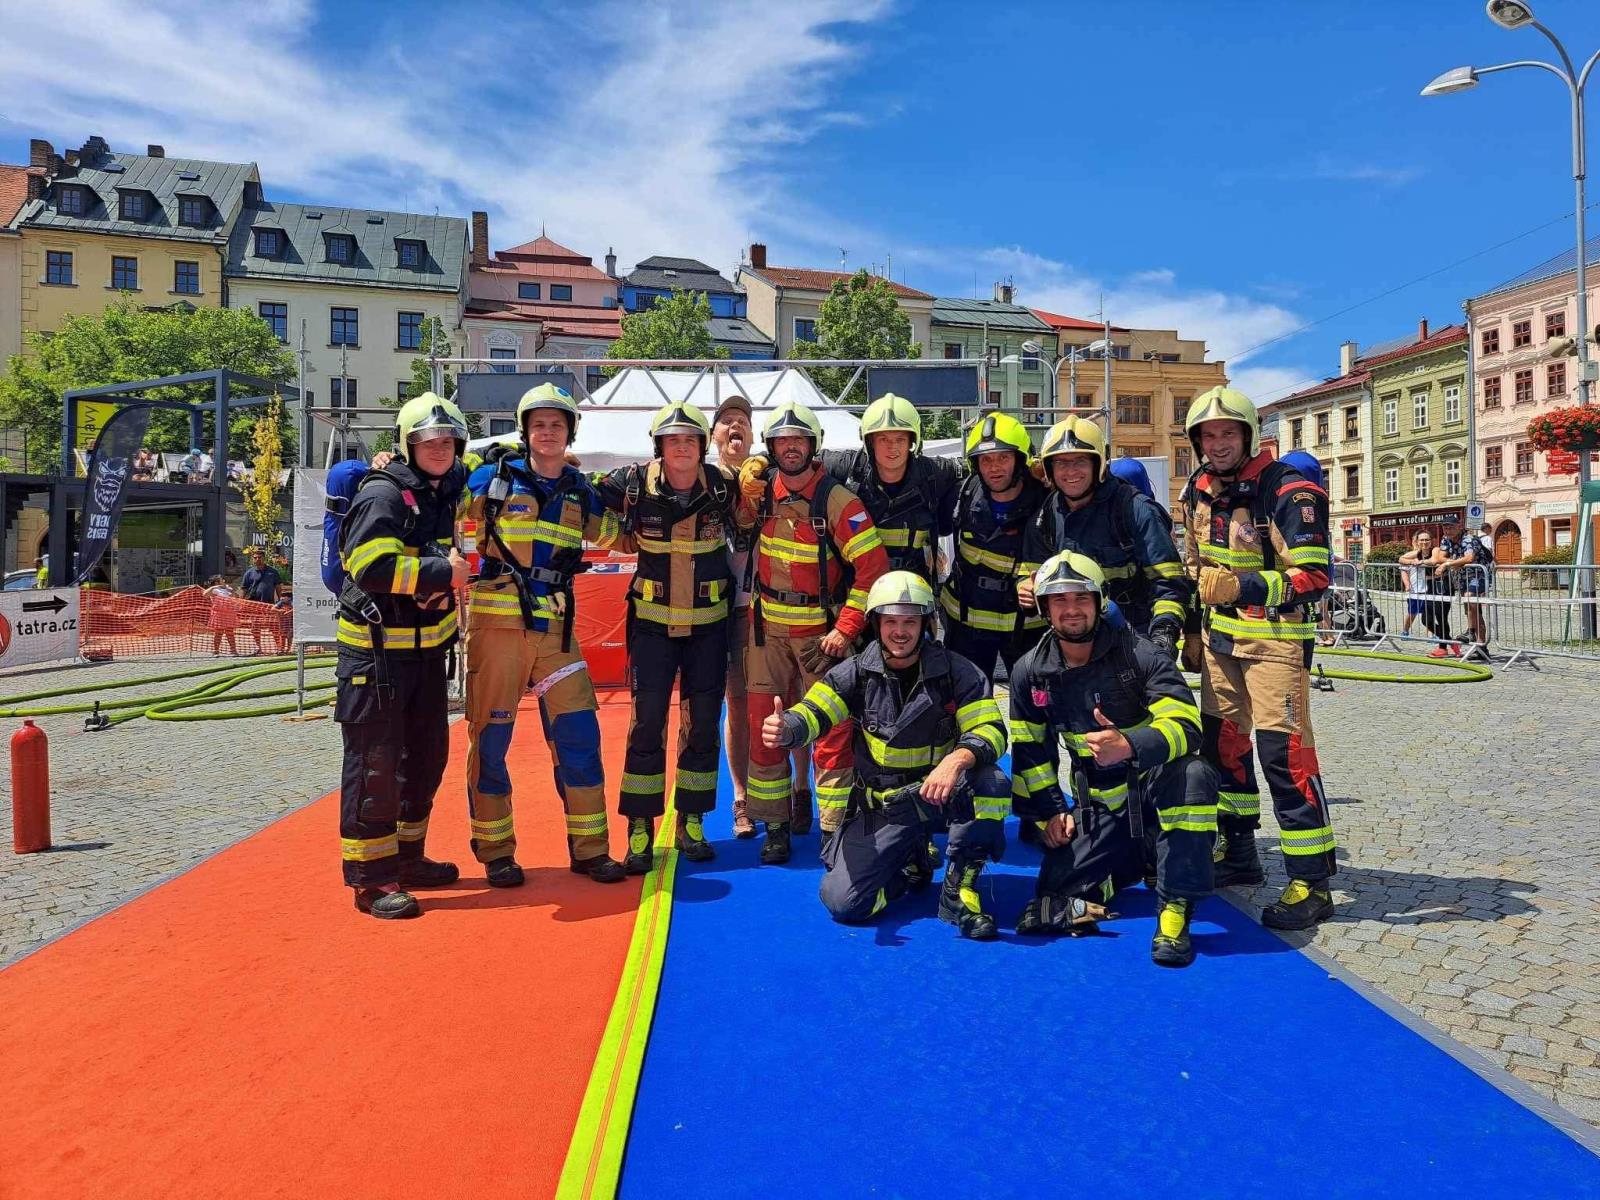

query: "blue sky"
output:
3 0 1599 401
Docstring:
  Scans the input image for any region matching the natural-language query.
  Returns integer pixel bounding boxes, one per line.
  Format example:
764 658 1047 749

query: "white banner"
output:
293 469 340 644
0 588 81 667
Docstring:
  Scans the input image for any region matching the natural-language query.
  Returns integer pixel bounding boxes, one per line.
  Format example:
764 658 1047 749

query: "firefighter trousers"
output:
744 631 854 831
1200 643 1337 882
620 620 728 820
336 649 450 888
1035 756 1217 904
819 766 1009 922
466 621 610 865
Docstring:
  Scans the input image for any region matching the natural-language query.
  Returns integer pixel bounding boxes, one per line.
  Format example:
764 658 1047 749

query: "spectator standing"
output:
131 447 158 481
204 575 240 655
1398 531 1453 655
241 549 284 653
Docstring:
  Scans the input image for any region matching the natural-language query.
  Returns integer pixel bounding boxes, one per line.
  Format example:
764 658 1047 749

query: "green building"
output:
1364 320 1470 549
931 291 1059 431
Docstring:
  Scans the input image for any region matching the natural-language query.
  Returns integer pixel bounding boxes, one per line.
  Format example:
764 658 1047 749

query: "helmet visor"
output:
872 602 933 617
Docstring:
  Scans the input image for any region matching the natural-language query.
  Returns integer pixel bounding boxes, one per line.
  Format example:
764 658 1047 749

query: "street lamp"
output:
1425 0 1600 624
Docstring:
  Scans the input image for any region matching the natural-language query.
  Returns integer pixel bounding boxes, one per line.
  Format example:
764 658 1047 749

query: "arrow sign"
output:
22 595 68 614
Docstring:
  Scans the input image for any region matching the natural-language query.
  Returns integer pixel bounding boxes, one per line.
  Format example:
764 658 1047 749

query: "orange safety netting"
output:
81 587 295 660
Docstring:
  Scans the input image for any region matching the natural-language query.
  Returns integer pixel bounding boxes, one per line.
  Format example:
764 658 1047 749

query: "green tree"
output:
792 269 922 403
0 299 296 470
925 410 964 441
606 291 728 374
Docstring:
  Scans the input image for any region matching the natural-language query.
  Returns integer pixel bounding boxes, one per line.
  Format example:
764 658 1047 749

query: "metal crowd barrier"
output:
1318 559 1599 666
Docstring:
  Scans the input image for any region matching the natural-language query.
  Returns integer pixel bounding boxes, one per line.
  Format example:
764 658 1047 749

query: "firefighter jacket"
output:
1009 622 1203 819
750 466 890 640
818 449 960 581
774 640 1009 820
940 473 1048 636
1019 478 1190 635
1179 451 1331 663
337 460 466 655
465 456 625 633
595 460 741 636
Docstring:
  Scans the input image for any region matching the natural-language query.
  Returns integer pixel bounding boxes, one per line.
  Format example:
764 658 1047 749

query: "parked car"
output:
3 569 40 591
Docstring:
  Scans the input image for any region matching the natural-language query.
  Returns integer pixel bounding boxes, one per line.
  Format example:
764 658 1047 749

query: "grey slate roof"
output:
626 255 740 294
19 144 256 242
931 297 1053 333
224 201 466 293
1478 234 1600 301
708 317 775 348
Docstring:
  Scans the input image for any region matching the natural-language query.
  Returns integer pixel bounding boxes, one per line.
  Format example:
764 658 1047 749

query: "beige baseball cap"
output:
713 394 752 421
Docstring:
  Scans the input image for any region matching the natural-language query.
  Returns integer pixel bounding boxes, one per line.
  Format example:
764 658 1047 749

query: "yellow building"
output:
14 136 259 337
1033 311 1227 514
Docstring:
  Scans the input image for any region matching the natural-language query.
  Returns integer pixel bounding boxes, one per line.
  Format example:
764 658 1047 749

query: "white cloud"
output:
0 0 895 271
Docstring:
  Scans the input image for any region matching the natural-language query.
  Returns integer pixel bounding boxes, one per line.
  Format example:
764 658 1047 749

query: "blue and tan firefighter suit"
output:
335 456 462 896
464 453 627 876
595 449 741 870
1179 386 1336 930
743 466 891 849
940 415 1049 677
1009 550 1215 965
1019 417 1189 651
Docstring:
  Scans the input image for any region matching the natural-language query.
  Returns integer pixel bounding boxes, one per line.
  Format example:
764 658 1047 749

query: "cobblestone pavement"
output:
0 656 346 966
2 651 1599 1134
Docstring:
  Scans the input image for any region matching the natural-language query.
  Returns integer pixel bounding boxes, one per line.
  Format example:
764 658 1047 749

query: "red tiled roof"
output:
746 265 932 300
1274 369 1371 406
476 260 611 282
1030 308 1127 333
0 163 36 227
490 233 612 281
1355 323 1467 370
467 300 621 339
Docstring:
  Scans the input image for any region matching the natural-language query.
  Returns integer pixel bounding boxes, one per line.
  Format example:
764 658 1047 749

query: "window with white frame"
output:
1413 462 1430 501
1445 457 1462 496
1411 390 1428 430
1443 384 1460 424
1383 466 1398 504
1382 397 1397 435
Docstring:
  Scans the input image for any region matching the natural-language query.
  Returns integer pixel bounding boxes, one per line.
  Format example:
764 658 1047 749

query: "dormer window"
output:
324 233 357 264
118 190 151 221
177 195 211 227
56 185 87 216
396 238 425 269
254 228 283 258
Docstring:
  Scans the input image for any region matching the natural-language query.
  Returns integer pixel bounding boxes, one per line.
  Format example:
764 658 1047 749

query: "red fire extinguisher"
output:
12 719 50 853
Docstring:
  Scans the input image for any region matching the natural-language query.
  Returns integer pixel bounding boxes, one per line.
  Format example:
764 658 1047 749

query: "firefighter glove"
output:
1149 621 1179 660
1198 565 1242 606
738 455 770 503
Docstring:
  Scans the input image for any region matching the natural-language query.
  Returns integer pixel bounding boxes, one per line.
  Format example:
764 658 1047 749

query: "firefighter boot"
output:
1212 831 1266 888
760 821 792 865
1262 879 1334 930
571 854 628 883
625 818 656 875
1151 898 1195 968
398 858 460 889
1016 894 1110 937
790 789 814 836
732 797 756 839
677 813 716 863
354 885 420 920
486 858 526 888
938 858 998 941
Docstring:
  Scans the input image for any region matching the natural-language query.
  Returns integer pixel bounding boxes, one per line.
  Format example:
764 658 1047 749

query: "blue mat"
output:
622 752 1600 1199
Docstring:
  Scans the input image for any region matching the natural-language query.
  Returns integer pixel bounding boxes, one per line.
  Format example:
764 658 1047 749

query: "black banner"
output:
75 402 154 584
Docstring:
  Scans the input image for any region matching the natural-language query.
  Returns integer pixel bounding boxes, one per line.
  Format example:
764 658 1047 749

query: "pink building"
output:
462 211 622 395
1466 238 1600 563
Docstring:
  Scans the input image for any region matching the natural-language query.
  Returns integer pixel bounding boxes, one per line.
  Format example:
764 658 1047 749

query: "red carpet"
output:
0 690 641 1200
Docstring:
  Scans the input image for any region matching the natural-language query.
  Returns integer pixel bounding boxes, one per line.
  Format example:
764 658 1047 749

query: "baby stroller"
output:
1326 581 1386 640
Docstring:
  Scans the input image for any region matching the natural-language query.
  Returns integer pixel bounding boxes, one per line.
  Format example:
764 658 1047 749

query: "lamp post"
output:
1004 337 1111 426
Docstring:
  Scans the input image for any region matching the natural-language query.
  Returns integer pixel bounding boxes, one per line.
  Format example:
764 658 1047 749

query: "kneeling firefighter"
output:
464 383 630 886
335 394 470 919
1009 551 1217 966
762 571 1011 939
595 401 741 873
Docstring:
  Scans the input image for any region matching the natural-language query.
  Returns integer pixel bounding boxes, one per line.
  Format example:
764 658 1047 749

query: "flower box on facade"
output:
1526 405 1600 452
